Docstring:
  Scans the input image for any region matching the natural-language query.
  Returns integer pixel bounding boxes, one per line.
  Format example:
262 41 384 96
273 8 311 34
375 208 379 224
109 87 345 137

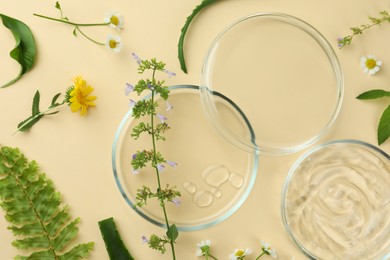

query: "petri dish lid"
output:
282 140 390 259
112 85 258 231
201 12 344 156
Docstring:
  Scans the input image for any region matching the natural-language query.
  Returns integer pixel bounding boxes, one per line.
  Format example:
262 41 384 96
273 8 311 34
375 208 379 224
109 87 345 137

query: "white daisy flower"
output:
105 35 122 53
260 240 277 258
229 248 252 260
104 11 123 30
360 54 382 75
195 240 211 257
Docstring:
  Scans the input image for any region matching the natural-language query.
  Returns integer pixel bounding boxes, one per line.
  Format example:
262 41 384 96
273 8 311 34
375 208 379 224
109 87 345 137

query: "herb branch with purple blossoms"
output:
337 10 390 48
127 54 180 260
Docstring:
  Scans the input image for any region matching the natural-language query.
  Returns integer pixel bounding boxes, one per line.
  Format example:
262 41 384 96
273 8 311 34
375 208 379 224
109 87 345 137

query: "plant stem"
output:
256 252 266 260
33 13 110 27
75 26 105 45
13 102 65 134
150 69 176 260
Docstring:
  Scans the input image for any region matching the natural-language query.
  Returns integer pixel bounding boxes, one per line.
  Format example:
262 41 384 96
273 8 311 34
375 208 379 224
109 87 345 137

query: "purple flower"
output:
171 198 181 207
156 114 167 123
141 235 149 244
132 52 142 65
147 83 154 90
167 160 178 168
163 69 176 78
132 168 140 174
132 153 137 160
156 163 165 172
165 101 173 111
128 99 136 108
125 83 134 95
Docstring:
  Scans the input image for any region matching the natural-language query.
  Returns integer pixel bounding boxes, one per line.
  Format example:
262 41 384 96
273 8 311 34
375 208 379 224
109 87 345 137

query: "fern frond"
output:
0 146 94 259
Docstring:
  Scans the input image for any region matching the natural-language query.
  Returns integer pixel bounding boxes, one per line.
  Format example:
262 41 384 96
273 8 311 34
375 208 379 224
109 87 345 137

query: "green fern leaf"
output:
0 146 94 259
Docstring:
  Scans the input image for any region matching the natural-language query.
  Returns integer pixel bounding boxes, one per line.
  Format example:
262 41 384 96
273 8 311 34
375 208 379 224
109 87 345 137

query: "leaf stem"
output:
256 252 266 260
75 26 105 45
33 13 110 27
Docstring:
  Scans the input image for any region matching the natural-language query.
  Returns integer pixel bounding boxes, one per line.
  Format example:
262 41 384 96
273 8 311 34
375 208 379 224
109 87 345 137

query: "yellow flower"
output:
68 76 96 116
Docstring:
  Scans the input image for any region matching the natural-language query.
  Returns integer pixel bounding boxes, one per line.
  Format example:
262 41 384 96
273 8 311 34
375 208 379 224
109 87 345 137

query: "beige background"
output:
1 0 390 259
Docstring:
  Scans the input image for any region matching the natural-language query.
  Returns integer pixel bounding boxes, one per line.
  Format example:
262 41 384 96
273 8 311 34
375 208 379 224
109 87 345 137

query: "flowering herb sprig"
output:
127 54 180 259
337 10 390 48
15 75 96 133
33 2 122 52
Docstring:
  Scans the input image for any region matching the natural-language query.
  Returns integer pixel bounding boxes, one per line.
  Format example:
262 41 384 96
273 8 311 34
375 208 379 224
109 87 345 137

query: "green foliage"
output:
356 89 390 100
178 0 216 73
357 89 390 145
0 14 36 88
0 146 94 259
15 90 66 133
129 56 180 259
338 10 390 48
98 217 134 260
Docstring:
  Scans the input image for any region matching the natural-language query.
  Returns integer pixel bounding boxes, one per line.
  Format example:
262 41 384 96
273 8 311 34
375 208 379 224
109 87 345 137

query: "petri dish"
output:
112 85 258 231
201 13 343 156
282 140 390 259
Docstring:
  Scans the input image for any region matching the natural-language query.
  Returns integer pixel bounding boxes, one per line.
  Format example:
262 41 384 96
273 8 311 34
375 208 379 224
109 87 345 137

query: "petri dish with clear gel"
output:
201 12 344 156
112 85 258 231
282 140 390 259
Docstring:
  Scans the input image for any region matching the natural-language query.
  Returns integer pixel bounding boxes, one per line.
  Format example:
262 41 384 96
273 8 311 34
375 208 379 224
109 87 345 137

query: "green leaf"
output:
356 89 390 100
0 146 94 259
178 0 216 73
17 114 44 132
166 224 178 242
55 1 61 10
58 242 95 260
0 14 36 88
378 104 390 145
98 217 134 260
32 90 40 115
51 92 62 106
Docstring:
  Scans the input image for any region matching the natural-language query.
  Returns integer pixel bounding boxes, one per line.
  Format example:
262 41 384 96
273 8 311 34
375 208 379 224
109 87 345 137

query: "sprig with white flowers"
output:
126 54 179 260
34 1 123 52
196 240 278 260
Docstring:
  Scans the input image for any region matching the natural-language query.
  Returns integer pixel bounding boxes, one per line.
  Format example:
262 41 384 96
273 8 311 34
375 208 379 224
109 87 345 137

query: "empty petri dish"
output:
201 13 343 155
282 140 390 259
112 85 258 231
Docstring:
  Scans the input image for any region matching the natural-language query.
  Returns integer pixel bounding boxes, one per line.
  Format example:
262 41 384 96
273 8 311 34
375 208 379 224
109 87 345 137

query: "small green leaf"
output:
73 27 77 36
58 242 95 260
17 114 44 132
378 104 390 145
98 217 134 260
0 14 36 88
32 91 40 115
55 1 61 10
166 224 178 242
51 93 62 106
178 0 216 73
356 89 390 100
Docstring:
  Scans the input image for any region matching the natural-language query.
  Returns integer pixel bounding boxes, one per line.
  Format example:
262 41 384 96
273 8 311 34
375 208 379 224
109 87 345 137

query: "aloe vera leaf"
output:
98 217 134 260
178 0 217 73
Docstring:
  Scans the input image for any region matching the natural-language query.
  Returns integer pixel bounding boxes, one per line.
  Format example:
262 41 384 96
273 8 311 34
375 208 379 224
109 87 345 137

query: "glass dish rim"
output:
281 139 390 259
112 84 259 231
200 12 344 156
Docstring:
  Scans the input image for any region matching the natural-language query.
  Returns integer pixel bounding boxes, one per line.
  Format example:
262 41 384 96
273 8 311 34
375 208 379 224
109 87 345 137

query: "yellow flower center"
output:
110 15 119 26
365 58 377 69
235 250 245 257
109 40 117 49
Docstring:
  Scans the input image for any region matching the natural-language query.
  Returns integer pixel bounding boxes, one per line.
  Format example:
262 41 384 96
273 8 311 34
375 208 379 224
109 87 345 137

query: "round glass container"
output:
282 140 390 259
112 85 258 231
201 13 343 156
